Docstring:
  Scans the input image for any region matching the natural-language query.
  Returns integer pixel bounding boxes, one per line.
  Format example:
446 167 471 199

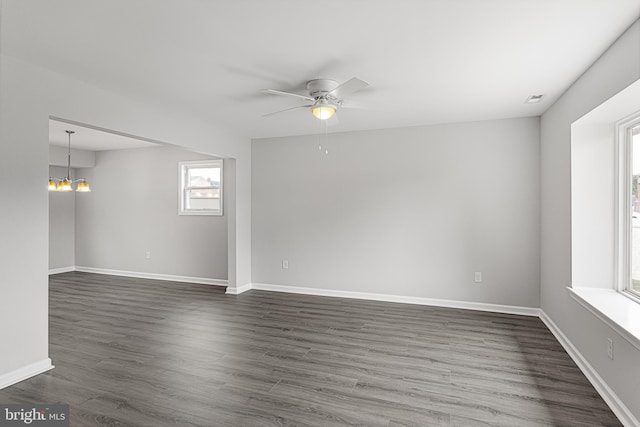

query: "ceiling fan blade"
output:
264 89 315 102
339 99 367 109
328 77 369 100
262 105 312 117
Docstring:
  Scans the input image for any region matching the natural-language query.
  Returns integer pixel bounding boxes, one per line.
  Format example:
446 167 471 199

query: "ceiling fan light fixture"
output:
311 101 337 120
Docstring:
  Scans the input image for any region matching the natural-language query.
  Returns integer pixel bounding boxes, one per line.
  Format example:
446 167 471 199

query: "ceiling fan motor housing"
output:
306 79 339 101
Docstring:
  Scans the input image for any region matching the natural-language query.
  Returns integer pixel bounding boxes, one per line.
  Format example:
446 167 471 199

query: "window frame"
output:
178 159 223 216
615 112 640 302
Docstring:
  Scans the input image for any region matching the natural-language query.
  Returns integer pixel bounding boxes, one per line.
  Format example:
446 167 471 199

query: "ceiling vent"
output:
525 94 544 104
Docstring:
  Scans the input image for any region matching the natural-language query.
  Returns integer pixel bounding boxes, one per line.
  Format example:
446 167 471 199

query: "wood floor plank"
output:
0 272 622 426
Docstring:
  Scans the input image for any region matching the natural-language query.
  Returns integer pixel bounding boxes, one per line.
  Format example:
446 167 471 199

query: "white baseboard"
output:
73 266 228 287
48 266 75 275
248 282 539 316
539 310 639 427
225 283 253 295
0 359 54 390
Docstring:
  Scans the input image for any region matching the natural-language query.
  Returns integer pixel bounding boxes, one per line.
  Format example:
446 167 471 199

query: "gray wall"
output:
540 20 640 420
49 145 95 168
0 49 251 383
48 166 76 271
252 117 540 308
75 146 228 280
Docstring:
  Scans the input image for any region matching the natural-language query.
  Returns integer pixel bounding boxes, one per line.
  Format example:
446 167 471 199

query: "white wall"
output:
570 122 616 288
0 50 251 385
540 19 640 421
48 166 76 271
252 117 540 308
75 146 228 281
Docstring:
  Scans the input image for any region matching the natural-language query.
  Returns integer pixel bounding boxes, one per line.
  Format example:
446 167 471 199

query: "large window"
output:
628 124 640 297
617 114 640 301
178 159 223 216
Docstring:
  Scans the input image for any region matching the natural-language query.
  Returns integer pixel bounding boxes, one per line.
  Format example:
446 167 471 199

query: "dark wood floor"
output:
0 272 620 426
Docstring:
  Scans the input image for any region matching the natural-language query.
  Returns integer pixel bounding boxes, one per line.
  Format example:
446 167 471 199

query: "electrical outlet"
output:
474 272 482 283
145 251 151 260
282 259 289 270
607 338 613 360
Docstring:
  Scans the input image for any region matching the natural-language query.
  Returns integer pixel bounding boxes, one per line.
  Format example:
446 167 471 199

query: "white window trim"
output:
615 112 640 301
178 159 223 216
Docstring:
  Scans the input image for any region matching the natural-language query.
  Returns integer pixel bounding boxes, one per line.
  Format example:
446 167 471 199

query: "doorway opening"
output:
48 117 231 287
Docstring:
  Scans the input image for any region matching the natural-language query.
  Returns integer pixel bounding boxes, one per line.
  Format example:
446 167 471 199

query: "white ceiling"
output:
4 0 640 144
49 119 158 152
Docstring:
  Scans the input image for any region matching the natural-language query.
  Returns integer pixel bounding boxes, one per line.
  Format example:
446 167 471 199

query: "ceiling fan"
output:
263 77 369 121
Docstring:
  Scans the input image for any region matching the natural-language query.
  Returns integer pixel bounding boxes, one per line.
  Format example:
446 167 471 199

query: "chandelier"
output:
48 130 91 192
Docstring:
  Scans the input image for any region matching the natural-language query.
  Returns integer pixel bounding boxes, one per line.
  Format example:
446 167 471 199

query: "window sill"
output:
568 286 640 351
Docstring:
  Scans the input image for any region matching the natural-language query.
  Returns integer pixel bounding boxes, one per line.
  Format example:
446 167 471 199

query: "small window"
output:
178 159 223 216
